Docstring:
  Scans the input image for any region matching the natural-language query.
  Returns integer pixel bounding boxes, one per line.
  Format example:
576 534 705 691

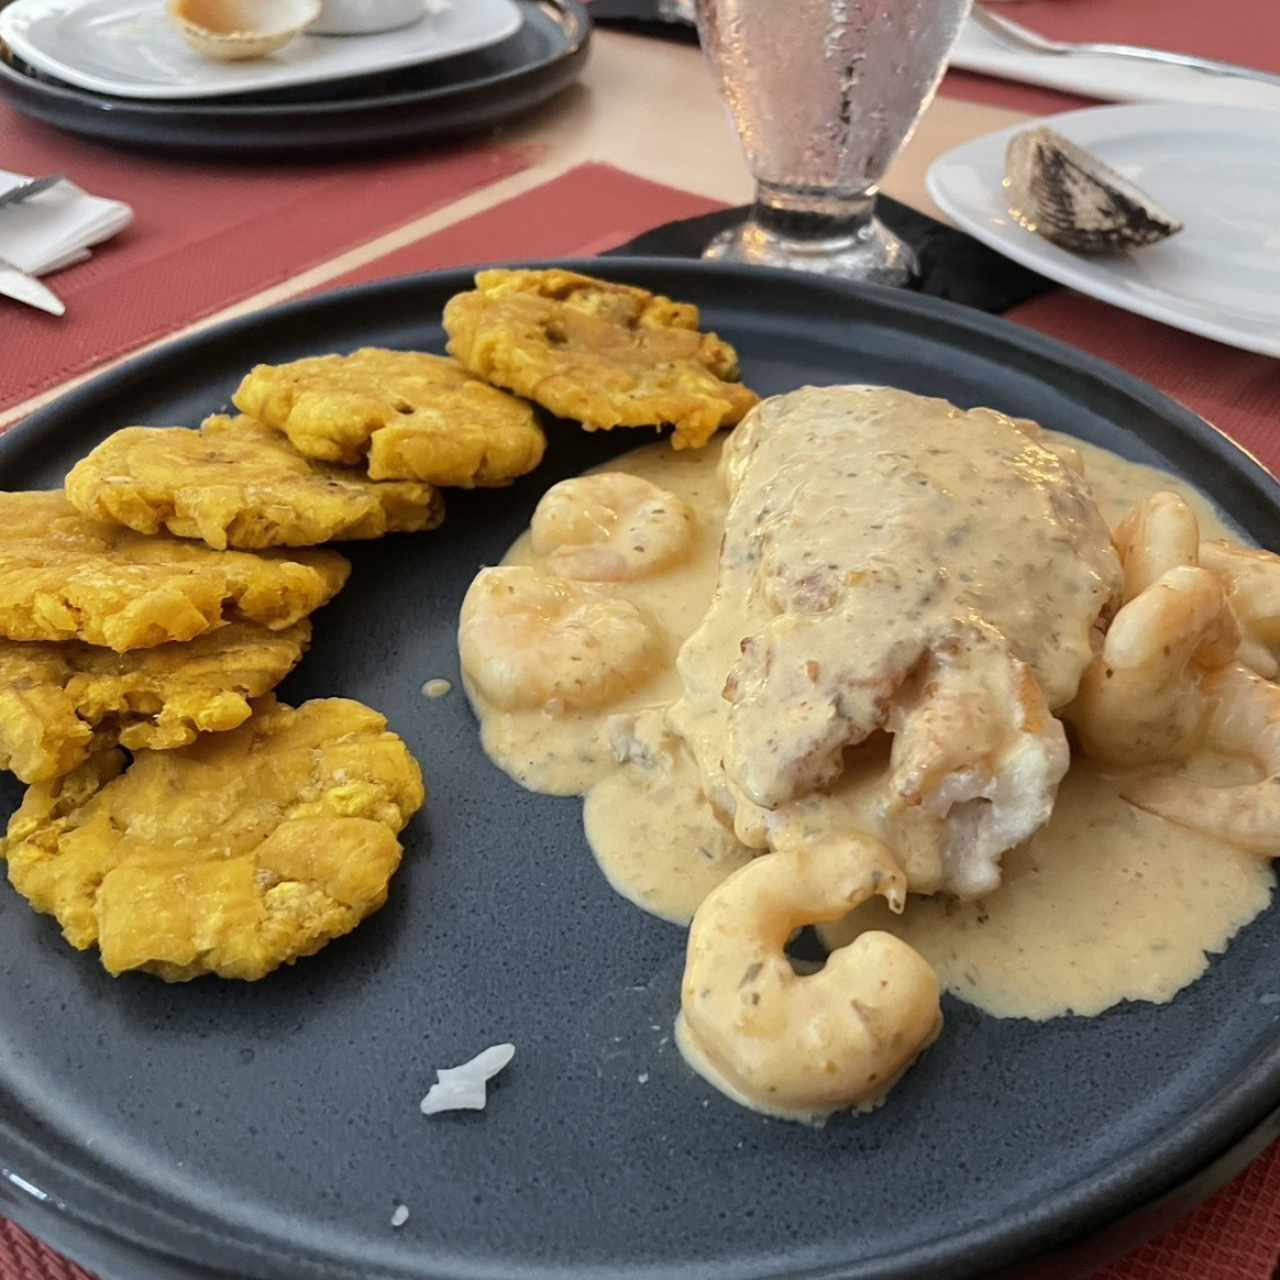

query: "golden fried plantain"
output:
0 492 348 652
2 696 425 981
65 415 443 549
0 621 309 783
233 348 545 488
442 269 759 450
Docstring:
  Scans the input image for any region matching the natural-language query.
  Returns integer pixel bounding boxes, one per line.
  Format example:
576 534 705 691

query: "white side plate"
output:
0 0 523 101
926 103 1280 358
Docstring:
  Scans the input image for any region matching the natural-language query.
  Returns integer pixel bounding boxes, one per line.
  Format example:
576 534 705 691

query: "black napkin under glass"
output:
604 201 1054 316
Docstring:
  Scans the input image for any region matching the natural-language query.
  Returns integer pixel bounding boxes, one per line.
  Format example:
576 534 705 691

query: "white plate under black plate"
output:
927 103 1280 358
0 0 588 155
1 260 1279 1280
0 0 524 100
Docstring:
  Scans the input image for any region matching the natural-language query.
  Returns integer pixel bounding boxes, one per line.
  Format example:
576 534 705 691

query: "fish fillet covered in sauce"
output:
670 386 1122 897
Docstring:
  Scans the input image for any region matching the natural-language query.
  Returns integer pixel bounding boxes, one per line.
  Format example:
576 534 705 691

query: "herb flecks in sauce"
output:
463 411 1274 1034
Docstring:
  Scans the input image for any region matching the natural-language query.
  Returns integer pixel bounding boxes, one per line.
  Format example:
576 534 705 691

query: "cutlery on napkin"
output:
0 170 133 315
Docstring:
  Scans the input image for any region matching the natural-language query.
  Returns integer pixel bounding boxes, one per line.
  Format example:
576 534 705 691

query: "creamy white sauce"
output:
818 748 1272 1019
463 421 1274 1025
469 442 727 797
583 709 754 924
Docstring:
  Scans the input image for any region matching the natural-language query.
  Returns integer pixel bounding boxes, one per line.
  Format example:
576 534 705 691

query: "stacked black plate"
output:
0 0 589 156
2 260 1280 1280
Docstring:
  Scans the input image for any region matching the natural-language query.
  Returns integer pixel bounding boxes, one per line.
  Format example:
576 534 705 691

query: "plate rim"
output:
0 8 581 113
925 101 1280 359
0 0 590 155
0 0 526 101
1 257 1279 1280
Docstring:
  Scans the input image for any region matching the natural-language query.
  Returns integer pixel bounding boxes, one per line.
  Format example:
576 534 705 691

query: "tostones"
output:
232 348 546 488
0 491 348 652
65 415 444 550
442 269 759 450
2 696 425 981
0 620 309 784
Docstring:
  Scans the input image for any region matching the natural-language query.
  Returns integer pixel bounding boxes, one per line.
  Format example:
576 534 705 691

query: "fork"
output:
971 5 1280 89
0 174 65 213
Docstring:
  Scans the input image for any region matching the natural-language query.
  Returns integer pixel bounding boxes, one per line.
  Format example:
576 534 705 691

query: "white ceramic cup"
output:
310 0 427 35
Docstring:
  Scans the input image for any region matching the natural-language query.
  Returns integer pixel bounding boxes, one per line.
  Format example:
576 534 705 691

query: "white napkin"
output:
950 17 1280 112
0 171 133 275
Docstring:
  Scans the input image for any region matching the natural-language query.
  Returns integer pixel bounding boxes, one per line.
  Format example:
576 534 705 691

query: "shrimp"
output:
458 566 662 713
882 630 1069 898
529 473 695 582
1068 565 1230 765
1199 539 1280 678
1123 662 1280 854
1114 490 1201 602
1073 495 1280 850
1068 494 1239 765
677 834 941 1122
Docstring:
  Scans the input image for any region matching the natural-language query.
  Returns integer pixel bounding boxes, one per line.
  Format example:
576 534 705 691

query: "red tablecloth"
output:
0 1221 93 1280
0 106 533 415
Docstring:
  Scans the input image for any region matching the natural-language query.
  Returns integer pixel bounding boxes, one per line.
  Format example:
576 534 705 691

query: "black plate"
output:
0 0 588 156
1 261 1279 1280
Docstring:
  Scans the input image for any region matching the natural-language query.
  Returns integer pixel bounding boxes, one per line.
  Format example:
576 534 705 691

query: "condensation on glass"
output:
696 0 973 285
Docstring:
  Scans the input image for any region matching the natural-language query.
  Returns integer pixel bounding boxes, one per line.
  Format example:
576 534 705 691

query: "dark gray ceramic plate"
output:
1 261 1279 1280
0 0 588 157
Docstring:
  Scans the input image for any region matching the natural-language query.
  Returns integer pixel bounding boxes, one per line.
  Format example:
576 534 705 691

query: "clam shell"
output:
1005 126 1183 255
167 0 321 61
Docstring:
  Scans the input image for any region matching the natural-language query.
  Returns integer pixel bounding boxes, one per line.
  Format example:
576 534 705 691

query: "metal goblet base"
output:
702 213 918 288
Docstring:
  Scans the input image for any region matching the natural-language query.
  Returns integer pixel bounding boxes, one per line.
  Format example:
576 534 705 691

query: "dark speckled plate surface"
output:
1 261 1279 1280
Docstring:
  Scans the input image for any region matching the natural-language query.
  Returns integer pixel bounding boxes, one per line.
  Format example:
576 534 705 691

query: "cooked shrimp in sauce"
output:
460 385 1275 1122
530 473 696 582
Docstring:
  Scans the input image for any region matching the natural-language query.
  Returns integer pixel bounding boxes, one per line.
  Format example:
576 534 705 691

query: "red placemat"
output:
0 106 534 415
0 1220 94 1280
941 0 1280 115
1009 289 1280 473
1094 1141 1280 1280
322 161 725 289
2 163 1279 1280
